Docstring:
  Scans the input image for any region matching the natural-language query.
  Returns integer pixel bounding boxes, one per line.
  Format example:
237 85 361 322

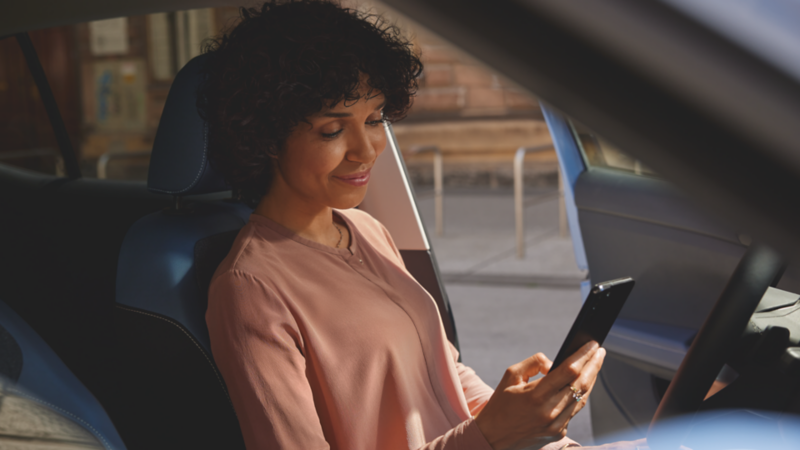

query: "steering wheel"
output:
647 244 784 450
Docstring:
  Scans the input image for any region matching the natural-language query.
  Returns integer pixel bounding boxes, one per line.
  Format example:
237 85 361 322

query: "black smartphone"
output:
551 277 635 370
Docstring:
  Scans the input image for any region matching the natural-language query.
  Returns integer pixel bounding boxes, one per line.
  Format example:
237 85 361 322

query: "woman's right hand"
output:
474 341 606 450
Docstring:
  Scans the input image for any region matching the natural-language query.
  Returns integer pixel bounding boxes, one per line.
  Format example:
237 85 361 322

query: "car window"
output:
570 119 657 177
0 8 239 180
0 32 69 176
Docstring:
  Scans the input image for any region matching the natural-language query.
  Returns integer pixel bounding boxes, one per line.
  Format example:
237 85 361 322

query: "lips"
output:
334 170 371 187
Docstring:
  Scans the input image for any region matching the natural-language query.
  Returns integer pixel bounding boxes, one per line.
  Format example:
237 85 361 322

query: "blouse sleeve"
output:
206 270 330 450
447 341 495 416
417 417 494 450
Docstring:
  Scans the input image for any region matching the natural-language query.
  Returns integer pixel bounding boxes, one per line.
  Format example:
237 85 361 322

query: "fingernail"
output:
597 348 606 358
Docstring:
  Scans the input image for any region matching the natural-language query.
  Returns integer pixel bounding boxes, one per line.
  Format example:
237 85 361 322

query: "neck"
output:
253 178 337 247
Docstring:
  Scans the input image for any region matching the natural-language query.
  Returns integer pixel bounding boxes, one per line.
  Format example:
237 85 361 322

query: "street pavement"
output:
418 187 587 286
415 186 594 445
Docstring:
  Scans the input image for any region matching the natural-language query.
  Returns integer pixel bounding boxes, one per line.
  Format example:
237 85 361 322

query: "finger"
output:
552 383 586 428
537 396 574 440
539 347 605 421
573 347 605 399
551 348 606 417
579 348 606 395
500 353 552 388
539 354 554 376
570 347 605 402
536 341 599 393
531 383 588 434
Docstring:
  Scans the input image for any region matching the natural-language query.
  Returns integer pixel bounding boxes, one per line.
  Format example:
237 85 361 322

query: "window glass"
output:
0 32 70 176
0 7 240 180
570 120 657 176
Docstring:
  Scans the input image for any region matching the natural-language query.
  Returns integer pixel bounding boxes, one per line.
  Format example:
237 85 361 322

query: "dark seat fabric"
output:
146 54 228 197
0 300 126 450
112 53 249 449
116 201 250 350
194 229 242 303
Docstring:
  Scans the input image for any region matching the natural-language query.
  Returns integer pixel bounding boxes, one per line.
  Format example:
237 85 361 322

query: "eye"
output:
321 129 344 139
366 112 386 127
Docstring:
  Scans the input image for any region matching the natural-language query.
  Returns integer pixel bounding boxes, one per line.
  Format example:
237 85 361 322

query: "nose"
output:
345 125 385 165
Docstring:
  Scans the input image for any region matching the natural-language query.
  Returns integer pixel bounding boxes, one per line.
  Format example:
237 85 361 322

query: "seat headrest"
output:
148 54 228 196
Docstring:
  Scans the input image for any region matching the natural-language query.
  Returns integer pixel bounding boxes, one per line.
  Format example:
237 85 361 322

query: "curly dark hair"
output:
198 0 422 207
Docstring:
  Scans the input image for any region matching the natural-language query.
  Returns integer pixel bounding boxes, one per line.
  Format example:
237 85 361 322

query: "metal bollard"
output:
97 150 151 179
514 145 556 259
408 145 444 236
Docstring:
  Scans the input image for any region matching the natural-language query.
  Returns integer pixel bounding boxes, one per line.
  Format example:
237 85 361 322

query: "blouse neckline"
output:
248 210 358 257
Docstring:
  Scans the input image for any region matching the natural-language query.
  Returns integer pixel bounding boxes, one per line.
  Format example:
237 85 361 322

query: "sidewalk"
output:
415 187 587 287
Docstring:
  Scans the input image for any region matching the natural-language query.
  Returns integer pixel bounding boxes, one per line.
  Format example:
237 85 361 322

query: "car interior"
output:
2 0 800 449
0 299 126 449
1 22 455 448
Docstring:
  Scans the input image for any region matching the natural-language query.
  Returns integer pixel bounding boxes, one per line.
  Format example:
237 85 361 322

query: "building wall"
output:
409 29 541 122
356 0 557 187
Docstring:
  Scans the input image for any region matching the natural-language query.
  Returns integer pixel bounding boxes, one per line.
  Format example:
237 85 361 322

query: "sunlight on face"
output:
274 83 387 211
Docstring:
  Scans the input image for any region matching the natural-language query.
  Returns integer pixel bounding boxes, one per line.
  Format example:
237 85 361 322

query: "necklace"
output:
333 223 343 248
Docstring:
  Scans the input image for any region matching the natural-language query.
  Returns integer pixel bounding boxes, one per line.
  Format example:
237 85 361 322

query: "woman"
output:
202 1 638 449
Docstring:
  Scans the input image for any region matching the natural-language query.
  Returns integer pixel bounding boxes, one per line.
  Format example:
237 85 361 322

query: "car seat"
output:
112 54 250 449
0 299 126 449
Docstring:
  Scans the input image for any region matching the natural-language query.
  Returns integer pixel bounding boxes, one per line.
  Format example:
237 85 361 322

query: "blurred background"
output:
0 1 558 186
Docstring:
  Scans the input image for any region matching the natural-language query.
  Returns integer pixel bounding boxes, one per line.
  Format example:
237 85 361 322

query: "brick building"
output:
352 0 557 188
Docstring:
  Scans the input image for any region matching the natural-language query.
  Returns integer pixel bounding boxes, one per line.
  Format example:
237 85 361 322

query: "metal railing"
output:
514 145 566 259
407 145 444 236
406 143 565 249
97 150 151 179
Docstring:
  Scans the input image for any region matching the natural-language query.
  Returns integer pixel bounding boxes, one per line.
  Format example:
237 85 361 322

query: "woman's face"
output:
272 86 387 211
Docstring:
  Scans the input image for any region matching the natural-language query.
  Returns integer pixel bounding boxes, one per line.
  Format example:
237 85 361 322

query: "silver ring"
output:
570 386 584 402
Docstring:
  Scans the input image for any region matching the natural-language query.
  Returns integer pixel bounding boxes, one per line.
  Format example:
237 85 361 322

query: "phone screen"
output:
551 277 635 370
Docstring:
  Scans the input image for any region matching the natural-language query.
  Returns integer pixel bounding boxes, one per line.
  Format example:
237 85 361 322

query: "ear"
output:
264 140 282 159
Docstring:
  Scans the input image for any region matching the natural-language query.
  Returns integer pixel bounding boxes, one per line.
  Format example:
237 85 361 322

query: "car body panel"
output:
540 105 588 271
360 122 429 252
539 102 800 440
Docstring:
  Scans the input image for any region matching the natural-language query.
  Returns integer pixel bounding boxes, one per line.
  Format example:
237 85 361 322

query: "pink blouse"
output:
206 209 575 450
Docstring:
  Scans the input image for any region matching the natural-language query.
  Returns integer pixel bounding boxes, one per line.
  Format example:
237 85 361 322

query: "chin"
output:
330 188 368 210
